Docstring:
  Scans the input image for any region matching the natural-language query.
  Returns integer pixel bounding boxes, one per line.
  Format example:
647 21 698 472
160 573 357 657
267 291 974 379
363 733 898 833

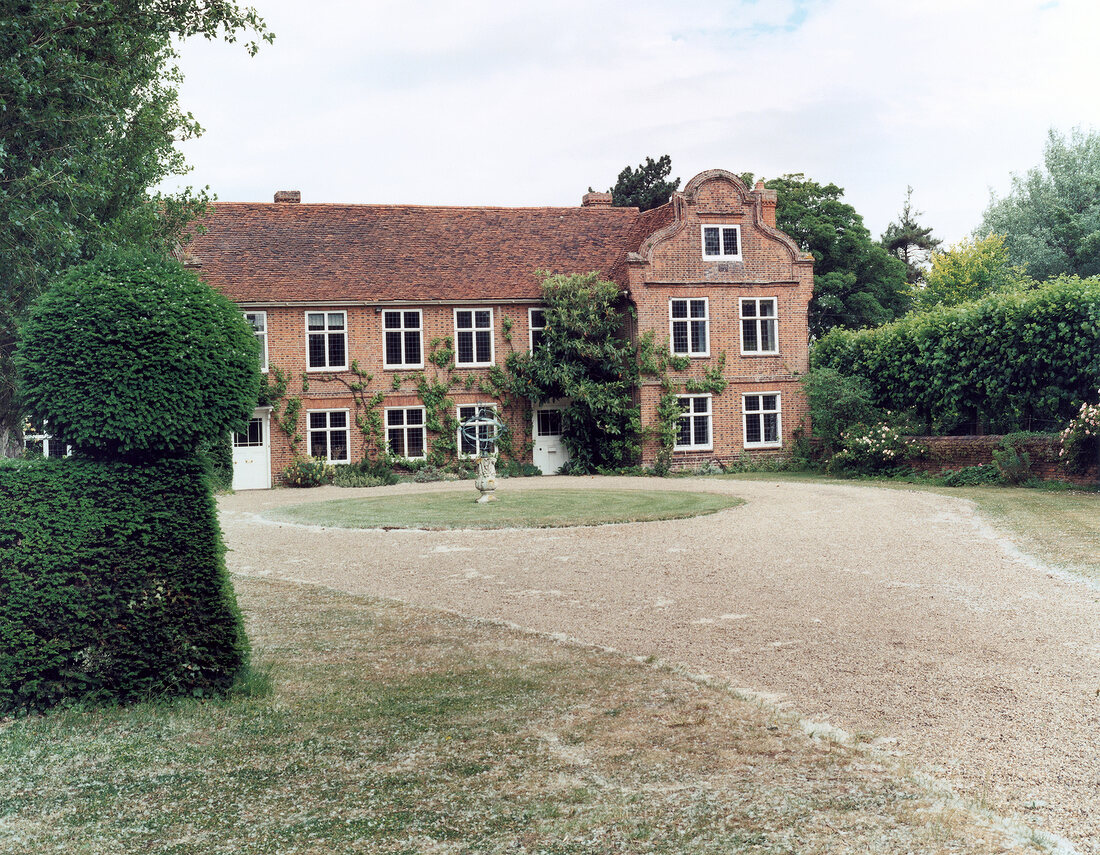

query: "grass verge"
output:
0 576 1016 854
264 487 743 530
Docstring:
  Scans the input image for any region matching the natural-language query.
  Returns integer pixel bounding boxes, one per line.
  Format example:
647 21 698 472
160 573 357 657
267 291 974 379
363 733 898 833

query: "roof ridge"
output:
208 202 642 213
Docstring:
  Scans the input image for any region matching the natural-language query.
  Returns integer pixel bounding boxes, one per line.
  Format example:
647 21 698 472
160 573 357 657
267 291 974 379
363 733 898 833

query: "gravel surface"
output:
219 476 1100 852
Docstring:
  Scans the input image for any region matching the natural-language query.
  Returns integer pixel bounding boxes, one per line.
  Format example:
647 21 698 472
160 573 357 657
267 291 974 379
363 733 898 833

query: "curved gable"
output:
631 170 810 283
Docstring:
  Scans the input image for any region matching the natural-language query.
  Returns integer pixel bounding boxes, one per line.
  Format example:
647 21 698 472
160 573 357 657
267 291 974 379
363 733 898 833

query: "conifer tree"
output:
881 186 941 284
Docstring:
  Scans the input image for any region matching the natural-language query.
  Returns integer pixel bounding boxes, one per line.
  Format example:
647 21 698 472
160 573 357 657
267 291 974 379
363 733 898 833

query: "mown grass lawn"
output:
719 471 1100 582
0 576 1010 854
265 488 744 530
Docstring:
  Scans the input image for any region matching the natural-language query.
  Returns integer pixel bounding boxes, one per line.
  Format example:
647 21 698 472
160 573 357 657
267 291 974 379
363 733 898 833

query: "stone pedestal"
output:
474 454 497 503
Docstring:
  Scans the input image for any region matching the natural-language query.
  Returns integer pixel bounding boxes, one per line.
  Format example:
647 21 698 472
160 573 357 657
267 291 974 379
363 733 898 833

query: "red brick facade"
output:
186 170 814 484
628 171 814 465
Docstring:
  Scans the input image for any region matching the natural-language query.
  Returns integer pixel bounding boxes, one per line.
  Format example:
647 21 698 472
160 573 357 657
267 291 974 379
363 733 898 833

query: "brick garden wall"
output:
908 435 1098 485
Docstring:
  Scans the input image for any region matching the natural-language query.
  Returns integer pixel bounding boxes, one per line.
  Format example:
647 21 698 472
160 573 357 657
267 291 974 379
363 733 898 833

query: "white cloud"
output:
164 0 1100 242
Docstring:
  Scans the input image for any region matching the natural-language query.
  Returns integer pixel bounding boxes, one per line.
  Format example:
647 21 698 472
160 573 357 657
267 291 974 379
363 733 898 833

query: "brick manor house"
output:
182 169 814 489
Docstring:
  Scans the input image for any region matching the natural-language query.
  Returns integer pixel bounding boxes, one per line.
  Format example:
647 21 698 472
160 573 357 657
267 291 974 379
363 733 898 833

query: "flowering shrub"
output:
829 421 916 474
1059 392 1100 474
282 457 335 487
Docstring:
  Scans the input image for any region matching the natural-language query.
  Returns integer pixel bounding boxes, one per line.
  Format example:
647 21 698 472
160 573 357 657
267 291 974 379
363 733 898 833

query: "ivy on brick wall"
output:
494 271 734 474
257 272 741 474
258 366 302 454
497 272 641 472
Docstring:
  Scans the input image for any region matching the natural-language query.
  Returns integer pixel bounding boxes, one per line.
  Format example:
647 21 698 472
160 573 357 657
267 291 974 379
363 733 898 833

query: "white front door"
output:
532 405 570 474
232 410 272 490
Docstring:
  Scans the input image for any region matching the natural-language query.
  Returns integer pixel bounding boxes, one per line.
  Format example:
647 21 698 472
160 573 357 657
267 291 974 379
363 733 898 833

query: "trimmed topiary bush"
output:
0 457 248 713
15 249 259 460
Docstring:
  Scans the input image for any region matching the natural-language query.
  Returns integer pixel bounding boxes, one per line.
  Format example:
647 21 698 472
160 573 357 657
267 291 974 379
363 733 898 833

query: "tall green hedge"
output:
0 457 248 713
14 249 259 460
811 276 1100 433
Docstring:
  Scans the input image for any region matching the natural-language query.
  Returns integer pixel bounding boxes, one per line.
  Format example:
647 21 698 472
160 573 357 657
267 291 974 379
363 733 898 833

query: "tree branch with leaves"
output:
0 0 273 454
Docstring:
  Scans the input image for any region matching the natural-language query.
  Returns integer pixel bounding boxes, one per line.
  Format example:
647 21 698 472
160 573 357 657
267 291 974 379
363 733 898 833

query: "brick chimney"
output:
581 191 613 208
274 190 301 203
754 180 776 228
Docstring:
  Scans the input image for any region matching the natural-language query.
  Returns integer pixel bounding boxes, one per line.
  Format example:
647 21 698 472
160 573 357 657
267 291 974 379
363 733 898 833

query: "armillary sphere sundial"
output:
458 406 508 503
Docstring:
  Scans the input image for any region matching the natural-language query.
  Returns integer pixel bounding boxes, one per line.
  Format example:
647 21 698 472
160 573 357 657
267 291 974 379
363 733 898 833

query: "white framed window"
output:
386 407 426 459
457 403 497 457
701 225 741 260
454 308 494 366
740 298 778 354
529 307 547 352
744 393 782 448
306 311 348 371
232 418 264 448
383 310 423 369
308 409 350 462
244 311 268 372
670 298 709 357
536 408 562 438
674 395 712 451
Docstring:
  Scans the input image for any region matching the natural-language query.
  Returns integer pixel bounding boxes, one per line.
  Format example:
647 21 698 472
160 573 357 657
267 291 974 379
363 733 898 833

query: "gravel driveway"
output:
219 476 1100 852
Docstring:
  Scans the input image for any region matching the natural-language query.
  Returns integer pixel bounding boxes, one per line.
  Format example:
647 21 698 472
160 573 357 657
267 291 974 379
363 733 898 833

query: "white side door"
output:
232 409 272 490
532 404 570 474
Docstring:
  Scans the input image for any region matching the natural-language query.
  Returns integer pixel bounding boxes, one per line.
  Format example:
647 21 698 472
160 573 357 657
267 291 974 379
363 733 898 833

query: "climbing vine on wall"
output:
638 333 729 474
495 272 642 472
258 366 303 454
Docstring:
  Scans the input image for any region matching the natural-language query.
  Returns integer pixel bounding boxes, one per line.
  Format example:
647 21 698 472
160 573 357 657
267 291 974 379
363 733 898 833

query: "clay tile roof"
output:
609 202 674 280
186 202 647 303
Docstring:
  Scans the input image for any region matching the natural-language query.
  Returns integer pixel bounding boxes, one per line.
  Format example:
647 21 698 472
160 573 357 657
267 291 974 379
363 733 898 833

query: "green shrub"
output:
15 249 260 460
800 367 880 454
412 464 460 483
497 459 541 478
282 457 334 487
721 453 808 474
992 437 1034 485
199 433 234 492
812 275 1100 433
938 464 1000 487
353 456 402 485
331 458 400 487
0 457 248 713
331 469 388 488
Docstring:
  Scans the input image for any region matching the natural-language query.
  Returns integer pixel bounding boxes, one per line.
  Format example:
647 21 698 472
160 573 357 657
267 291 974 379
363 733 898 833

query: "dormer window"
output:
701 225 740 260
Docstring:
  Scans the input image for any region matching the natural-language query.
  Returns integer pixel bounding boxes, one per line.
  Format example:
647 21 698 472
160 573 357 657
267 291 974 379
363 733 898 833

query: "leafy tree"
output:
497 272 641 472
880 186 941 284
914 234 1031 311
744 173 909 337
977 127 1100 279
603 155 680 211
0 0 272 455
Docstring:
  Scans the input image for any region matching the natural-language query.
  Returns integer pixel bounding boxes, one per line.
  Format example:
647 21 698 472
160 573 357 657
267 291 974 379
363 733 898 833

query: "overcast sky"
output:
162 0 1100 245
